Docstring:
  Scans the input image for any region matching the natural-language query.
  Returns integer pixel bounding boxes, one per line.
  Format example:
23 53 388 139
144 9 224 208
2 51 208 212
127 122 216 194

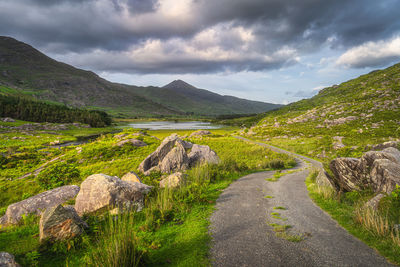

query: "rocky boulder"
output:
160 172 187 188
159 142 189 173
329 147 400 193
39 205 87 242
2 117 15 122
121 171 142 183
188 144 220 167
365 193 385 210
0 185 80 225
74 174 152 215
115 139 147 147
0 252 20 267
189 130 211 137
138 134 218 175
371 141 400 151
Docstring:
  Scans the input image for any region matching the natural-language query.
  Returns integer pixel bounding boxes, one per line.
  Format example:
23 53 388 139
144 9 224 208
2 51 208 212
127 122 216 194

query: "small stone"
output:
0 252 20 267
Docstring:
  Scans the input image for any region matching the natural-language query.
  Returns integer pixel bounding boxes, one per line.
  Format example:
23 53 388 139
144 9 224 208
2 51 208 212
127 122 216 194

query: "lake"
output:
127 121 222 130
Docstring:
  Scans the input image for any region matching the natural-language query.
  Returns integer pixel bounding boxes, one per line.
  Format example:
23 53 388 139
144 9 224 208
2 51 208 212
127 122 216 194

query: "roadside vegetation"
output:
306 170 400 265
0 124 295 266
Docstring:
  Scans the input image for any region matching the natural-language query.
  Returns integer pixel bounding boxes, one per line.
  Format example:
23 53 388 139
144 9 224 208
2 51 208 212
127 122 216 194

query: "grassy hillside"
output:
240 62 400 166
0 36 280 117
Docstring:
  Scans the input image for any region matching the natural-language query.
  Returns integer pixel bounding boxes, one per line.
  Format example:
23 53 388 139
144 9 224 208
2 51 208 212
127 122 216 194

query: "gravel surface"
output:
209 138 394 267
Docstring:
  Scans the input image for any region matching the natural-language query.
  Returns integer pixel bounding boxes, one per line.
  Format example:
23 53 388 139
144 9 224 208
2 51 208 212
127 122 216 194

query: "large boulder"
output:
329 147 400 193
0 185 80 225
74 174 152 216
138 134 181 173
188 144 220 167
0 252 20 267
159 143 189 173
138 134 218 175
160 172 187 188
138 134 192 174
39 205 87 242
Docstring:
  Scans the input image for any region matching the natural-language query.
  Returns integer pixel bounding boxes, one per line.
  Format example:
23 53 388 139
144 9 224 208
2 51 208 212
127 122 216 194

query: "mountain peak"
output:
163 79 197 89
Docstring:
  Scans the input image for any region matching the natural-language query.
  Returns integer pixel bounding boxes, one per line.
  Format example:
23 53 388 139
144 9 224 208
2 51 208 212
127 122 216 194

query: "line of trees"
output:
0 94 112 127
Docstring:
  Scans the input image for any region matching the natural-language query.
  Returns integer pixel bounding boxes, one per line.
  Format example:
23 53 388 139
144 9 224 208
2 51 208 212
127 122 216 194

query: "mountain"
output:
131 79 281 116
0 36 280 117
243 62 400 164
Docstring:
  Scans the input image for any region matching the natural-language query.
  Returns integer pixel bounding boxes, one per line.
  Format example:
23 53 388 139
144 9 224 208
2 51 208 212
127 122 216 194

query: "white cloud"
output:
337 36 400 68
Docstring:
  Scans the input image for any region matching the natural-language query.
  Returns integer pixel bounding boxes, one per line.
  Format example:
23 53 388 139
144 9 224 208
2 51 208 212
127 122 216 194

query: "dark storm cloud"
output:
0 0 399 74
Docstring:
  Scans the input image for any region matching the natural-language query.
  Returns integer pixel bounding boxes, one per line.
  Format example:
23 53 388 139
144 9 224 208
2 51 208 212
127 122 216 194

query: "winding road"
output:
209 137 394 267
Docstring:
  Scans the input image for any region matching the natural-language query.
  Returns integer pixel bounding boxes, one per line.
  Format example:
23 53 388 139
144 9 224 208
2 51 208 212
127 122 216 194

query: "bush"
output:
36 162 80 189
266 159 285 169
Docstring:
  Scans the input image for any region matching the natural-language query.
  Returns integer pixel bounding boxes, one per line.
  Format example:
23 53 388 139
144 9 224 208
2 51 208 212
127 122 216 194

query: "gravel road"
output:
209 137 394 267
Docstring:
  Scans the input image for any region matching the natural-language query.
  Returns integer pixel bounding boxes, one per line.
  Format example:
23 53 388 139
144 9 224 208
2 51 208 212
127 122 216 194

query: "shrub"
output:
36 162 80 189
266 159 285 169
84 212 144 267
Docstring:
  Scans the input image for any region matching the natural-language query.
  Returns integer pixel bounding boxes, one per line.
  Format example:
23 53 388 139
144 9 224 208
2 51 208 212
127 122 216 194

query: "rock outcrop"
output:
138 134 219 175
74 174 152 215
121 171 142 183
329 147 400 193
160 172 187 188
371 141 400 151
0 185 80 225
189 130 211 137
39 205 87 242
0 252 20 267
115 139 147 147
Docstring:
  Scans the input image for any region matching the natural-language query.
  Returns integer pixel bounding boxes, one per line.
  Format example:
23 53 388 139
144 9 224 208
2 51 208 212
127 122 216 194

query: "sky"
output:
1 0 400 104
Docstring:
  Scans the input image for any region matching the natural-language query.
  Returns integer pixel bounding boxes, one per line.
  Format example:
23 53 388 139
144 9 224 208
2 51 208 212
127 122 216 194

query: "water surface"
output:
128 121 221 130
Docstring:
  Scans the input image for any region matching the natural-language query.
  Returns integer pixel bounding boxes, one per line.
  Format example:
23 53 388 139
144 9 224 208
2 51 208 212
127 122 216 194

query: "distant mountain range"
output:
0 36 281 117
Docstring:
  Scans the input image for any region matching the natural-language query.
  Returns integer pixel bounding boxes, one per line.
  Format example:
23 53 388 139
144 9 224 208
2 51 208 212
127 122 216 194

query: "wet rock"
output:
0 185 80 225
0 252 20 267
39 205 87 242
74 174 152 215
160 172 187 188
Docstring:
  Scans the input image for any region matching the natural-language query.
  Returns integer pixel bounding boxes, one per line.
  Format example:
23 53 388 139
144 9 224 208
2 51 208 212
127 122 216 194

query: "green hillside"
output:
242 62 400 165
0 36 280 117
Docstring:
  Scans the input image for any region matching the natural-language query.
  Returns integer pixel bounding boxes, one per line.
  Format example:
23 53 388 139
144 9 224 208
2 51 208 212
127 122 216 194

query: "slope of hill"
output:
242 62 400 164
0 36 280 117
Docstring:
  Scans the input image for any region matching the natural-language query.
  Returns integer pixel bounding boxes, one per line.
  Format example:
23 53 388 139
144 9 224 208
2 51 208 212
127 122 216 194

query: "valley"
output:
1 38 400 267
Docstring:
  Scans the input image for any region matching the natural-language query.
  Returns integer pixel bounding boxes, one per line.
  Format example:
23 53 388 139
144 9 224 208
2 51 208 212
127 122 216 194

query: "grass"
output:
0 126 296 266
273 206 287 210
306 171 400 265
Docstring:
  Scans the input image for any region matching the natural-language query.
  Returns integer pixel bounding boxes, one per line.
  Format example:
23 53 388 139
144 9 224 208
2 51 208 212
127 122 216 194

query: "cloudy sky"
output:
1 0 400 104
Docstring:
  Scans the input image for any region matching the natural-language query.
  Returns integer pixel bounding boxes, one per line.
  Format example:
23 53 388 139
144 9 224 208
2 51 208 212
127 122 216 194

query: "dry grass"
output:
355 206 400 247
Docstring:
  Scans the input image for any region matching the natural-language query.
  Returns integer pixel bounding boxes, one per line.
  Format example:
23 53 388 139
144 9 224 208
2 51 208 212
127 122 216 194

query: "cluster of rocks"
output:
323 116 358 126
138 134 220 175
0 133 220 264
0 122 90 132
1 117 15 122
329 141 400 209
0 173 152 239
